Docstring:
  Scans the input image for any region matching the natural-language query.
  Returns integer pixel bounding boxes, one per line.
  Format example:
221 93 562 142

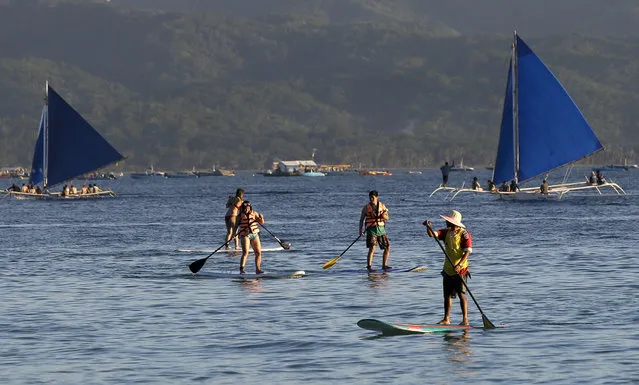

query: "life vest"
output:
238 210 260 236
443 229 469 276
364 202 387 230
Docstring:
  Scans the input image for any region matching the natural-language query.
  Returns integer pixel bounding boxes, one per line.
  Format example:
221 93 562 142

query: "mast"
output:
512 31 520 183
44 81 49 188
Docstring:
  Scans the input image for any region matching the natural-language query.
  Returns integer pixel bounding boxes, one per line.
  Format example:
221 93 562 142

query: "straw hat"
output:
440 210 465 228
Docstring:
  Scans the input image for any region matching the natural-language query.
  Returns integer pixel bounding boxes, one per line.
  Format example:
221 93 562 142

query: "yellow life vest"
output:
238 211 260 236
364 202 387 230
443 229 469 275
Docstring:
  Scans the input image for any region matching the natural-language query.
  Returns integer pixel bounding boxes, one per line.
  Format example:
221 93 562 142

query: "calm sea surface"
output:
1 168 637 384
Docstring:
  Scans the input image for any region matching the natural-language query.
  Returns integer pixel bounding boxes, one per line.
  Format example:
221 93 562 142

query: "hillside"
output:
0 0 638 170
113 0 639 37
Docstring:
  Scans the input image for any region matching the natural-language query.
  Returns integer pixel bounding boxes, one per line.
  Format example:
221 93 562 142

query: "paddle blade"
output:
189 257 208 274
280 240 292 250
482 314 496 329
322 256 341 270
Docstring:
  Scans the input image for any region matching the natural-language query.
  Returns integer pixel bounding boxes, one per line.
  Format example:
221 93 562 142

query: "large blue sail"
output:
28 107 46 186
515 36 603 182
492 60 515 185
46 86 124 187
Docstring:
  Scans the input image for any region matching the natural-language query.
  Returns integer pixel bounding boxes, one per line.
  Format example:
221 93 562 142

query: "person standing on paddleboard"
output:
225 188 244 250
359 190 391 272
237 200 265 274
424 210 472 326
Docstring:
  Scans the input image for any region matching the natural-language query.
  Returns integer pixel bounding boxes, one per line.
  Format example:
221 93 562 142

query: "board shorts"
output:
366 226 389 250
442 272 467 299
242 233 259 241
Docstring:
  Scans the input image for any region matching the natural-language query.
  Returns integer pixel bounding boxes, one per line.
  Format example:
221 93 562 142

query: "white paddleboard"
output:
177 246 286 253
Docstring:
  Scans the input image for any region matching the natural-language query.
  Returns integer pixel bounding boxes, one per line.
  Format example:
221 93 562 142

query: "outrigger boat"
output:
431 32 626 201
5 82 124 200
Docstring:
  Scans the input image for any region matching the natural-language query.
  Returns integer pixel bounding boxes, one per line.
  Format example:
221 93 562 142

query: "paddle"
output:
259 223 292 250
188 239 233 274
322 234 362 269
425 222 496 329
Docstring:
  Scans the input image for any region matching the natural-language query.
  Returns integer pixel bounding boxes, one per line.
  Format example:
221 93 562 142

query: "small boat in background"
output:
449 159 474 172
130 165 166 179
6 82 123 199
359 170 392 176
407 170 423 174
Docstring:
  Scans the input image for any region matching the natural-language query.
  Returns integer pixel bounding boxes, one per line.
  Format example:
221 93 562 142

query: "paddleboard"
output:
202 270 306 280
177 246 285 253
331 265 428 274
357 319 479 335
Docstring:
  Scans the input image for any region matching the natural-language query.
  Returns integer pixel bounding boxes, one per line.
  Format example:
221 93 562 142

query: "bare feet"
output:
459 320 470 326
382 265 392 271
255 269 264 274
366 265 374 272
437 319 450 325
239 268 245 274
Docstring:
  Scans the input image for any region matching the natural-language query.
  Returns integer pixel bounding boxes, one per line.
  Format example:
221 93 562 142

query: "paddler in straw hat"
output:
424 210 473 326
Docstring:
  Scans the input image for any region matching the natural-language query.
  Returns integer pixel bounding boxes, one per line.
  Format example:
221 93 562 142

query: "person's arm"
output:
378 203 389 221
359 206 366 235
256 212 265 225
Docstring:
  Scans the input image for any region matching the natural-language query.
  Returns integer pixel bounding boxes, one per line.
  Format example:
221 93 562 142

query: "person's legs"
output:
439 297 452 325
239 236 250 273
459 292 469 326
251 236 263 273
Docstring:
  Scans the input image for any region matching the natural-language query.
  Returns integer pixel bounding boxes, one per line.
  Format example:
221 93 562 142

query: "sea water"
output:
1 168 637 384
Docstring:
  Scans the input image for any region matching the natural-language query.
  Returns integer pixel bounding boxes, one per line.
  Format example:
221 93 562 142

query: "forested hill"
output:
114 0 639 38
0 0 638 170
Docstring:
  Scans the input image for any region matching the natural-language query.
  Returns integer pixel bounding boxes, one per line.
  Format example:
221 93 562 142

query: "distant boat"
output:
431 32 625 200
165 171 198 178
491 32 625 200
5 82 124 199
449 159 474 172
194 168 236 177
407 170 423 174
130 165 166 179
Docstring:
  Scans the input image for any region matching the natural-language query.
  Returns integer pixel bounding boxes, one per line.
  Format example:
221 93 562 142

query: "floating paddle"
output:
188 239 233 274
259 223 292 250
322 234 362 269
425 222 496 329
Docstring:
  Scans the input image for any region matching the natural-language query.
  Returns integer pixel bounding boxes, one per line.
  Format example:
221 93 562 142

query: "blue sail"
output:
515 36 603 183
28 107 46 186
45 86 124 187
492 59 515 185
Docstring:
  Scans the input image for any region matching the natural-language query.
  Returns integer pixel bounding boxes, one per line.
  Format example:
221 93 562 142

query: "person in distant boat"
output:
7 183 19 192
35 186 42 194
81 185 88 194
596 169 606 185
471 177 482 191
509 179 520 192
424 210 472 326
359 190 391 272
588 171 596 185
499 181 509 192
225 188 245 250
440 162 451 186
237 200 265 274
93 184 101 193
21 183 28 193
27 183 36 194
540 179 550 195
70 185 78 195
62 184 70 197
486 180 496 192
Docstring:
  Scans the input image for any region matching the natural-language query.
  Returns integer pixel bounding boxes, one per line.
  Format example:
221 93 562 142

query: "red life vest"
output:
364 202 387 229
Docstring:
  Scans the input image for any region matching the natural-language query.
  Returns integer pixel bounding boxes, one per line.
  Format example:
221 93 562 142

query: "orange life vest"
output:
238 210 260 236
364 202 387 230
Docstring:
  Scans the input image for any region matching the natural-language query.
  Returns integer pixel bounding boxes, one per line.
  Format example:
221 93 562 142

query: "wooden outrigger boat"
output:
4 82 123 200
